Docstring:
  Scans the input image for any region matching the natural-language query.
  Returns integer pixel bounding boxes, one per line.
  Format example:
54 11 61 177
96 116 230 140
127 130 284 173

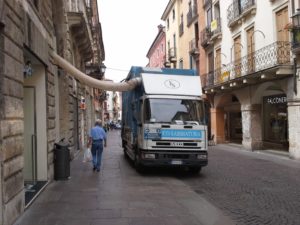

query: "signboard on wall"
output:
211 20 217 32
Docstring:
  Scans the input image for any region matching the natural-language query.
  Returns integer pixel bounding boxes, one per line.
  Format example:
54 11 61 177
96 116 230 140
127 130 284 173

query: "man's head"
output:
95 119 102 126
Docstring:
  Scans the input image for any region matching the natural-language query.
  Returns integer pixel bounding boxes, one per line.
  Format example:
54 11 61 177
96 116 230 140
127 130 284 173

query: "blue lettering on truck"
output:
161 129 202 139
144 129 203 139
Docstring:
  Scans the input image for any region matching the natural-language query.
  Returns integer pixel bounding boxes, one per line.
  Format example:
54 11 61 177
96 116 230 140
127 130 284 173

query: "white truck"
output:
121 67 208 173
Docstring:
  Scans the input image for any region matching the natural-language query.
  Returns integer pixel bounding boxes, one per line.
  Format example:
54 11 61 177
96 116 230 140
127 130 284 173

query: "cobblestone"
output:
181 145 300 225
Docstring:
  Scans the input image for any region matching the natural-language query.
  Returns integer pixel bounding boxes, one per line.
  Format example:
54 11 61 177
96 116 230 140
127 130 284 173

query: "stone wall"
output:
0 1 25 224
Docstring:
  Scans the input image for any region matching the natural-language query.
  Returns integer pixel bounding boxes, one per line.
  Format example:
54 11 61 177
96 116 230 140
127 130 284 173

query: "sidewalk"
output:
215 143 300 169
14 130 234 225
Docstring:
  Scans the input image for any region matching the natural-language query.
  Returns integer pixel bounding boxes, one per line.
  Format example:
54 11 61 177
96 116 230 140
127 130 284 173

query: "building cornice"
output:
161 0 175 20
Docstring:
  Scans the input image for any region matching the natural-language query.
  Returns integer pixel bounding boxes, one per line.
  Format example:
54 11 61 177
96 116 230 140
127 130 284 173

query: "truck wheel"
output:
189 166 201 174
134 153 145 173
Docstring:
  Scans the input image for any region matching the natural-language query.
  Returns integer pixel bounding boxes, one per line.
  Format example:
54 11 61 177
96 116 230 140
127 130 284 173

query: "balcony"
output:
227 0 256 27
187 5 198 26
201 41 292 91
66 4 93 61
168 48 177 62
189 39 199 56
200 27 212 48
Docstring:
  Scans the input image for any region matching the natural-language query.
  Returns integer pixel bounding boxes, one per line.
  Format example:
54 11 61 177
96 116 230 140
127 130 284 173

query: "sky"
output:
99 0 169 82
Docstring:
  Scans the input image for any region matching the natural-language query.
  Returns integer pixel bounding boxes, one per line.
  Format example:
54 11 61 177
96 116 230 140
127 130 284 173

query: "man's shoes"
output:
93 167 96 172
96 169 100 172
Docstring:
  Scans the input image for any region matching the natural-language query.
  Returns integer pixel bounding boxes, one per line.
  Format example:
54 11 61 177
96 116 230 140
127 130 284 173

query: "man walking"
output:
88 119 107 172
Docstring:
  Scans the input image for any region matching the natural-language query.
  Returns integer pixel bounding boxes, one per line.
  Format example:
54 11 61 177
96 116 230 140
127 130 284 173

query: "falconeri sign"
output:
266 95 287 105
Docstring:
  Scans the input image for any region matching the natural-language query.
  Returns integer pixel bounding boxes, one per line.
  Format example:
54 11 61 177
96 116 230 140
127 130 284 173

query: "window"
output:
173 34 176 48
172 9 175 21
207 7 212 26
144 98 206 125
167 18 170 29
34 0 38 8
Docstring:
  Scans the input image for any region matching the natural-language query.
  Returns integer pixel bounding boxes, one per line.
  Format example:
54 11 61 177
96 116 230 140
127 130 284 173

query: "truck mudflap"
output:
137 149 208 167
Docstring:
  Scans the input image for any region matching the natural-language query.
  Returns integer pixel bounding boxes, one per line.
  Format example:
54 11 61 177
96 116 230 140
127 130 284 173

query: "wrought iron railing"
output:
227 0 255 25
201 41 291 88
168 48 177 61
187 5 198 26
189 38 199 54
200 26 212 47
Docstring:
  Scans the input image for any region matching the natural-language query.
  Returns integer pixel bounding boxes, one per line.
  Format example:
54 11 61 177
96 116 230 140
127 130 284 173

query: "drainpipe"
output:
50 51 142 92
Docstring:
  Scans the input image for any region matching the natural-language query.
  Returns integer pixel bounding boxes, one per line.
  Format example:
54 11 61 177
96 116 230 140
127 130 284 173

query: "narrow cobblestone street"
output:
181 144 300 225
13 130 233 225
13 130 300 225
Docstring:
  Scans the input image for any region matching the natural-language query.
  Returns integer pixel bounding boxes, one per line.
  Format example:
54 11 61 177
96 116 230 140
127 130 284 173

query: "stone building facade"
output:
199 0 300 159
0 0 105 224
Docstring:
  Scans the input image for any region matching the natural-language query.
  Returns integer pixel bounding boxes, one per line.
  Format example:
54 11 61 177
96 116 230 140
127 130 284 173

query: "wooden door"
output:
208 52 214 85
276 7 290 64
276 7 289 42
234 36 242 77
247 27 255 73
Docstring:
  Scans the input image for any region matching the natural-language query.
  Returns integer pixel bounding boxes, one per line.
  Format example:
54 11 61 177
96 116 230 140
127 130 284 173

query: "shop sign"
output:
211 19 217 32
221 71 230 82
266 95 287 105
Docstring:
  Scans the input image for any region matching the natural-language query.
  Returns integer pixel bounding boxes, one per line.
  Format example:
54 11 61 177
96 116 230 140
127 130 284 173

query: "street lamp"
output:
292 9 300 28
100 62 106 75
291 9 300 48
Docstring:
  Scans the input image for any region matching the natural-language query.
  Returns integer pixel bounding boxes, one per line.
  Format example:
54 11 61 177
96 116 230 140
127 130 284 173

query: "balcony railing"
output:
200 26 212 48
201 41 291 88
189 38 199 55
168 48 177 62
227 0 256 26
179 22 184 36
187 5 198 26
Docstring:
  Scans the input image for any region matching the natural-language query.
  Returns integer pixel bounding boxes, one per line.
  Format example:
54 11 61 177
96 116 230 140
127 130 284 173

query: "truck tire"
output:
189 166 201 174
134 153 145 173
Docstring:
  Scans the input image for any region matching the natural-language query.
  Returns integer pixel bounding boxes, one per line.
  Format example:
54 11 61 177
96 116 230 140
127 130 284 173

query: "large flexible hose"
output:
50 51 141 92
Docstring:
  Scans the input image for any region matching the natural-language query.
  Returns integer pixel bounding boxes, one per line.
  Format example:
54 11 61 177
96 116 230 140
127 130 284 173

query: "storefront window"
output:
263 94 288 143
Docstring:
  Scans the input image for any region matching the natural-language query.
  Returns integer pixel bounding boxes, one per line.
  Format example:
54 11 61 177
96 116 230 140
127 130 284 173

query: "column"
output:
210 107 225 143
288 100 300 159
241 104 263 150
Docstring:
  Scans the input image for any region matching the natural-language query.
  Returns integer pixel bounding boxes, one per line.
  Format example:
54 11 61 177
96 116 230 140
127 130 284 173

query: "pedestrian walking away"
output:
87 119 107 172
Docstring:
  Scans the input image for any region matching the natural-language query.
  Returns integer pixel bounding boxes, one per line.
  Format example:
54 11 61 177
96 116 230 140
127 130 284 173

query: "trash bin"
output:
54 139 70 180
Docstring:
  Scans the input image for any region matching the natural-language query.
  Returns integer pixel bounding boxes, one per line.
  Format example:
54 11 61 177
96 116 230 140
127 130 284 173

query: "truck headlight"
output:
197 154 207 159
143 153 156 159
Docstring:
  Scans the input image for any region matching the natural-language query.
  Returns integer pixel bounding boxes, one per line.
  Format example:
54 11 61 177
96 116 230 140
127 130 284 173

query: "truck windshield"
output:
144 98 206 125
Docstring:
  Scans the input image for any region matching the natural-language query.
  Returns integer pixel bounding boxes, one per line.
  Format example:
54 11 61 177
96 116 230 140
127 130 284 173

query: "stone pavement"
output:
13 130 234 225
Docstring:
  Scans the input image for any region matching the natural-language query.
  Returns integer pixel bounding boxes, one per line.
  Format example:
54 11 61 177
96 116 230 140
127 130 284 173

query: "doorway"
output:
24 87 37 186
23 48 48 206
